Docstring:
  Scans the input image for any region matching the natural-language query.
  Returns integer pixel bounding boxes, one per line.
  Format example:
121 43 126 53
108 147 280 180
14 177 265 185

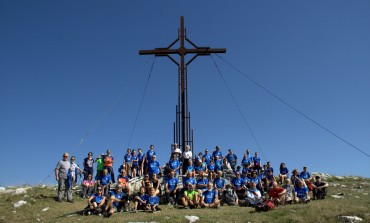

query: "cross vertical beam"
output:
139 16 226 173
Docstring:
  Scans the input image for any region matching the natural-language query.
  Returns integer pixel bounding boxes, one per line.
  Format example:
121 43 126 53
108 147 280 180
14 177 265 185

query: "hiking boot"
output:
67 200 74 203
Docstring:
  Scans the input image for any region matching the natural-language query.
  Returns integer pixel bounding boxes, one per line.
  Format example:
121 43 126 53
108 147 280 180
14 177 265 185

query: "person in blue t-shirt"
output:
124 148 132 176
212 146 223 161
87 186 106 215
134 186 148 212
226 149 238 171
299 166 313 191
131 149 139 178
145 145 156 175
186 159 195 174
252 152 262 174
207 159 216 174
137 148 145 177
148 155 161 177
181 171 196 195
214 156 223 172
200 182 219 208
146 187 160 212
196 171 209 194
98 169 112 196
165 171 179 205
295 180 310 203
231 172 247 199
203 149 212 165
104 184 126 217
195 161 206 174
278 162 289 184
213 170 226 201
168 154 181 177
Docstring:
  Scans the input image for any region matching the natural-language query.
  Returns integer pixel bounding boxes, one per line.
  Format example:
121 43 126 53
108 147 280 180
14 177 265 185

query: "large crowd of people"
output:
54 144 328 216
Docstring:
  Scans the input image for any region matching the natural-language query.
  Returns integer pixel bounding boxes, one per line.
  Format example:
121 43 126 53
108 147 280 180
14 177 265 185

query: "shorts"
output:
131 165 138 171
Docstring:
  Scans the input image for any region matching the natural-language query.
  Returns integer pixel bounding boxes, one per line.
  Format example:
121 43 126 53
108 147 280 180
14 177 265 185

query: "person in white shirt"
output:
182 145 193 174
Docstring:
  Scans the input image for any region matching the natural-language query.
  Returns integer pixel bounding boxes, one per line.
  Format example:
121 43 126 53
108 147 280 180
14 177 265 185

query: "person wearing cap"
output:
55 152 72 202
83 152 94 180
95 153 105 181
226 149 238 171
104 184 126 217
312 176 328 199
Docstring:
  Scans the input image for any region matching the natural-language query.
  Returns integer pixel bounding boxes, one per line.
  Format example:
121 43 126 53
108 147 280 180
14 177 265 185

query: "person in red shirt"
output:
268 182 286 205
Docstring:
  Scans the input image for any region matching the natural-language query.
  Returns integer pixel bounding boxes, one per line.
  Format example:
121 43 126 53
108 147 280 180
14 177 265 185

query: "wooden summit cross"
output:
139 16 226 171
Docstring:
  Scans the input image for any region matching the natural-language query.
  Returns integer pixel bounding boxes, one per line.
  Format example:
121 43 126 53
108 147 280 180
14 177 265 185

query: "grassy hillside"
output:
0 175 369 223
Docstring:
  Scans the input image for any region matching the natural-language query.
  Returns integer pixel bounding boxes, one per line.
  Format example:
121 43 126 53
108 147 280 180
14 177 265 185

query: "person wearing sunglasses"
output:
87 187 106 215
55 152 73 203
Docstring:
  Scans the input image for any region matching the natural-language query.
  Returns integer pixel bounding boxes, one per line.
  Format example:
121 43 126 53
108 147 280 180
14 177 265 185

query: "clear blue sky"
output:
1 1 369 186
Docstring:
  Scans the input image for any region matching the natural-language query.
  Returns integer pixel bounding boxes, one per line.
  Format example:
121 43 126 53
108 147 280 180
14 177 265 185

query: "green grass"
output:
0 176 369 223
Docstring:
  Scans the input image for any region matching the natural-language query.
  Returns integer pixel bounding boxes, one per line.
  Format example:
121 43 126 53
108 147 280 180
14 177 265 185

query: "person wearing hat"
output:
95 153 105 181
312 176 328 199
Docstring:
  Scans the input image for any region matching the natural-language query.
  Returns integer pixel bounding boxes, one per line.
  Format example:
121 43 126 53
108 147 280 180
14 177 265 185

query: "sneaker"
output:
184 206 190 209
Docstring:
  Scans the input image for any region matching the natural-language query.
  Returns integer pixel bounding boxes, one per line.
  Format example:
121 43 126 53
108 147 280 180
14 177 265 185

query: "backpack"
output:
223 189 236 205
255 200 275 212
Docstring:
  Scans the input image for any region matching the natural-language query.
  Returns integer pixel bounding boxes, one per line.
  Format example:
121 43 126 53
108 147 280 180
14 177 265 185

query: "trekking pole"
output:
31 169 55 197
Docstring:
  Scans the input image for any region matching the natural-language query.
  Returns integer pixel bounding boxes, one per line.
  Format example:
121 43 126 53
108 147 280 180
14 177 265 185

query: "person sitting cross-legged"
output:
312 176 328 200
181 183 200 209
87 186 106 215
146 187 160 212
200 182 219 208
295 180 310 203
104 184 126 217
81 173 95 199
268 182 286 205
246 182 263 207
133 186 148 212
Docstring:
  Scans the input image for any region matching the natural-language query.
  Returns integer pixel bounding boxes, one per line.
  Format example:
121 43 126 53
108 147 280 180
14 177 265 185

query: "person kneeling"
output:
200 182 219 208
182 184 200 209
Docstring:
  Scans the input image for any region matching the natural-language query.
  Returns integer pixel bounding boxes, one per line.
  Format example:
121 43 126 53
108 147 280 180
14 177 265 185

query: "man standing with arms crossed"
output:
55 152 73 202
